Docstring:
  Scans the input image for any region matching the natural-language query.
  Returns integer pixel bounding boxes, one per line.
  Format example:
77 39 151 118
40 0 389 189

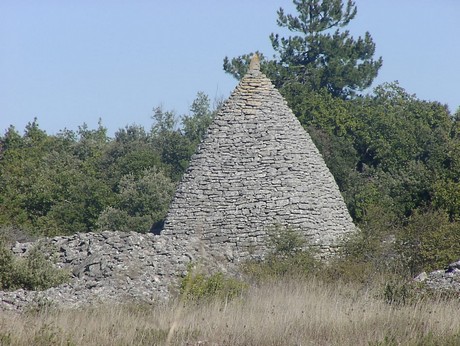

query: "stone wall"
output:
0 231 218 311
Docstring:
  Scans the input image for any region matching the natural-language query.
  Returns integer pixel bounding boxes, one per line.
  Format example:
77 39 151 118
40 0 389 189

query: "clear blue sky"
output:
1 0 459 136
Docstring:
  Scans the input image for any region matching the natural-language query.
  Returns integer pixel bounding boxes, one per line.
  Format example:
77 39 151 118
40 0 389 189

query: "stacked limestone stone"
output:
0 231 209 311
163 55 356 260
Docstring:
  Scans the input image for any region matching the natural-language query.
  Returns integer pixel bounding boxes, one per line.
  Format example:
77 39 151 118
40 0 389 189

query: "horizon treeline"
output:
0 92 215 238
1 0 460 276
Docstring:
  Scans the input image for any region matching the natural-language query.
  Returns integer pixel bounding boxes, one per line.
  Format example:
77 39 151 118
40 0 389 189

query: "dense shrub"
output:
0 239 69 291
243 225 322 282
397 209 460 275
0 240 16 289
180 268 247 302
97 167 176 233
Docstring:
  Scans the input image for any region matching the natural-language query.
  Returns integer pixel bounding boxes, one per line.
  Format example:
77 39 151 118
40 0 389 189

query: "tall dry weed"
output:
1 278 460 345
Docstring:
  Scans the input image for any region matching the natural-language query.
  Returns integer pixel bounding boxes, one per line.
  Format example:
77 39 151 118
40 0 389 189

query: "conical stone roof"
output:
163 55 356 260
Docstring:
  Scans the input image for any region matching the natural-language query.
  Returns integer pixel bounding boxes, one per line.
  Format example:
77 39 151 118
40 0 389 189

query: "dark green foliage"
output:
0 92 216 236
398 209 460 275
433 179 460 220
14 243 69 291
0 240 16 289
0 120 113 236
325 205 460 284
181 92 214 147
295 82 454 232
352 83 451 173
96 167 176 233
432 115 460 220
150 107 191 180
150 93 217 181
102 124 163 187
307 125 358 192
224 0 382 98
325 203 403 284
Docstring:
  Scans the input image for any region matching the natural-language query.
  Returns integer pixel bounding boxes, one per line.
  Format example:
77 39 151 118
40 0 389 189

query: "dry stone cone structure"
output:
163 55 356 261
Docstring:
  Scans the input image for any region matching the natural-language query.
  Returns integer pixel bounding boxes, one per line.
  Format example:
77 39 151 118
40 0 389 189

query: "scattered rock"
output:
414 271 428 282
416 259 460 292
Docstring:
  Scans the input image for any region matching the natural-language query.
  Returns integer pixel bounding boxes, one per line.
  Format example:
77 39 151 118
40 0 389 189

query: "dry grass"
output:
1 278 460 345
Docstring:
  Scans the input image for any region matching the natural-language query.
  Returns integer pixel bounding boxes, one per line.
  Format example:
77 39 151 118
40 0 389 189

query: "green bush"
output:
319 202 409 285
382 280 417 306
243 250 320 282
180 269 247 302
243 225 322 282
0 240 69 291
266 224 306 256
0 240 17 289
97 167 176 233
0 226 37 245
397 209 460 274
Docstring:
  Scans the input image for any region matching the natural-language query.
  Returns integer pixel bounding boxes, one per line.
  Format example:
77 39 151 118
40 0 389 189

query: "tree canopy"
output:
0 93 219 237
1 0 459 276
223 0 382 98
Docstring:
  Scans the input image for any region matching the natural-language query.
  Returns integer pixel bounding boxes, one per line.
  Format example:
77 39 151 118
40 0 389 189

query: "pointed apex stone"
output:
249 53 260 72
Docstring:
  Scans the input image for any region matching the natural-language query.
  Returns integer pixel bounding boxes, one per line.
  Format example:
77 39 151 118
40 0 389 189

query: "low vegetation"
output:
180 268 247 302
0 239 69 291
0 278 459 345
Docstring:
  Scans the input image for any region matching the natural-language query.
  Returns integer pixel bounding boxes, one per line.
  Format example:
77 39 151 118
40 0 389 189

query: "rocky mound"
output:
415 260 460 292
0 231 221 311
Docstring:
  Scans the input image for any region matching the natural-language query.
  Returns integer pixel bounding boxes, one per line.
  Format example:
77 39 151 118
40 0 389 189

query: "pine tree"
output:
223 0 382 98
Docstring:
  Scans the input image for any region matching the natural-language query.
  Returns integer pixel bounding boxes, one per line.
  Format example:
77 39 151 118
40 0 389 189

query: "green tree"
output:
0 120 114 236
97 167 176 233
0 94 217 236
224 0 382 98
0 120 56 231
0 126 23 155
100 124 163 189
37 122 113 235
150 93 217 181
352 83 451 171
0 239 68 291
182 92 214 146
431 109 460 220
398 209 460 274
151 107 192 180
433 180 460 220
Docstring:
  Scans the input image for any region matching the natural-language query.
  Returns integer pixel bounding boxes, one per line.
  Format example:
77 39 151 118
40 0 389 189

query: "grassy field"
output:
0 277 459 345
